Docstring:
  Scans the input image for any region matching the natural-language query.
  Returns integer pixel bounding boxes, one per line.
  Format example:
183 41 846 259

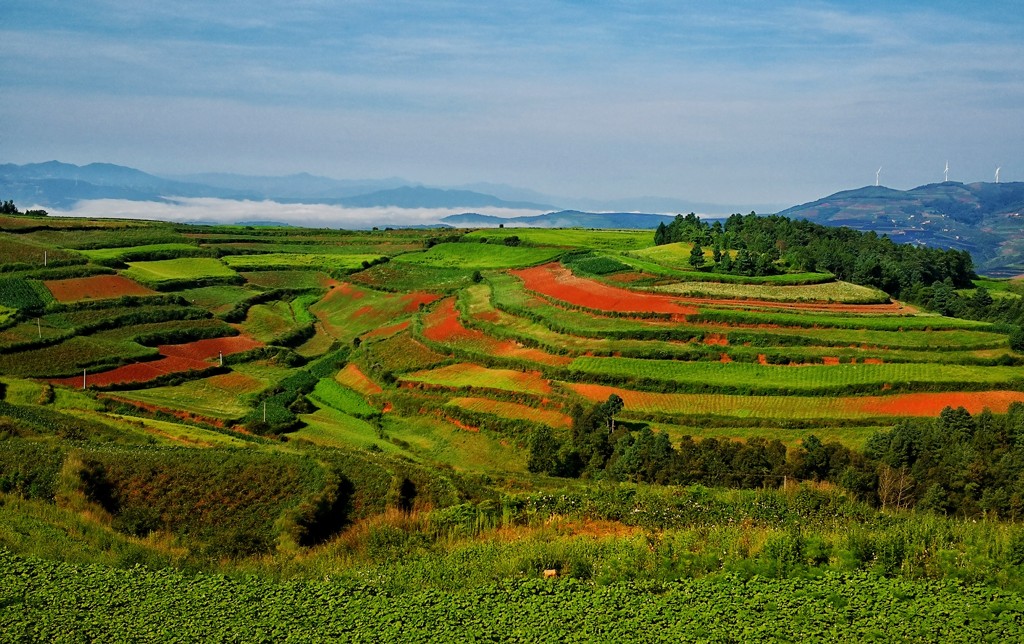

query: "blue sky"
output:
2 1 1022 207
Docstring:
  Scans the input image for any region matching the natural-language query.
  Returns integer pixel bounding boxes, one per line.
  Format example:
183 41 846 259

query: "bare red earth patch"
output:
822 357 840 365
159 335 263 361
703 333 728 346
852 391 1024 416
511 263 699 316
401 291 440 313
44 275 156 302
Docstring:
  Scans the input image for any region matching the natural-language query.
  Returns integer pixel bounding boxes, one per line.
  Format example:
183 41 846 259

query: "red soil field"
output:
52 335 262 389
822 356 840 365
159 335 263 361
703 333 728 346
422 298 571 367
401 291 439 313
44 275 156 302
851 391 1024 416
511 264 699 316
317 282 366 305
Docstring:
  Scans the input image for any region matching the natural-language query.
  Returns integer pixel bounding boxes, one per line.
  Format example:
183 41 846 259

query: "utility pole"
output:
37 318 41 339
263 401 267 422
82 369 86 390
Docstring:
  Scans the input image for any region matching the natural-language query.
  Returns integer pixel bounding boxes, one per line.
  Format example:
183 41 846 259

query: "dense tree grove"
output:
530 396 1024 519
654 212 975 299
1 199 47 217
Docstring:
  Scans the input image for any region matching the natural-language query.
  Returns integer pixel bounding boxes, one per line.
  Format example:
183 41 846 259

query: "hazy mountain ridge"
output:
0 161 766 215
780 181 1024 274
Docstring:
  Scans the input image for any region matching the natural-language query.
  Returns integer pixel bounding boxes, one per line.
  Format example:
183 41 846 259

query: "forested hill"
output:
778 181 1024 275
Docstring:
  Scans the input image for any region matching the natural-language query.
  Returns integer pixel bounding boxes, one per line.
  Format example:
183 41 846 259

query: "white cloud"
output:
47 197 546 229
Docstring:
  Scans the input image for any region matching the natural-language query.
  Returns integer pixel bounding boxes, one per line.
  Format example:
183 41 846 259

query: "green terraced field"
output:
393 242 564 269
567 356 1024 393
221 253 383 271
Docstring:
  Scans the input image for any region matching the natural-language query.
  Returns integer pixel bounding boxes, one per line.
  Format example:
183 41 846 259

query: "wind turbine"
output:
996 167 1001 184
944 161 949 182
875 167 882 187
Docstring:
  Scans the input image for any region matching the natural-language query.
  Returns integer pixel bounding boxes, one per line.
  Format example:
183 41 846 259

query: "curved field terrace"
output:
51 335 262 388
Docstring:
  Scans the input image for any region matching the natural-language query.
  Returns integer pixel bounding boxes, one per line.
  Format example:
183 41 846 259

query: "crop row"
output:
4 551 1022 641
567 356 1024 395
487 275 1006 351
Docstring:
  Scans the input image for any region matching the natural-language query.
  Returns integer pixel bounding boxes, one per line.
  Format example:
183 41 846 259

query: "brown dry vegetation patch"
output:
100 395 227 428
44 275 156 302
205 371 263 393
335 363 384 395
544 517 644 539
362 320 411 341
511 263 699 316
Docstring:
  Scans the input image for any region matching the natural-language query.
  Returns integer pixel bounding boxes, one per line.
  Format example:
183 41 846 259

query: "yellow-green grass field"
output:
123 258 237 284
653 279 889 303
463 229 654 251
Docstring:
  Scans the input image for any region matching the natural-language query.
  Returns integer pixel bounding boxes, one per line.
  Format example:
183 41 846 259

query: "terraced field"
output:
4 214 1024 641
0 220 1018 457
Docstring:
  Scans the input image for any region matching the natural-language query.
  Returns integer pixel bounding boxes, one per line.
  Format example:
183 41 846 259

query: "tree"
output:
654 222 668 246
688 242 705 269
527 426 564 475
1010 328 1024 352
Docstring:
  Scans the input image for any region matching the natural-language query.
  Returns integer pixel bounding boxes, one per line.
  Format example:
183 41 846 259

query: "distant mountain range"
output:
0 161 775 215
0 161 554 211
780 182 1024 275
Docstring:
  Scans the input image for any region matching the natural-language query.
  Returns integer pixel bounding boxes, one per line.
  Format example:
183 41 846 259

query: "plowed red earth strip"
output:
52 335 262 388
512 263 698 316
44 275 156 302
850 391 1024 416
